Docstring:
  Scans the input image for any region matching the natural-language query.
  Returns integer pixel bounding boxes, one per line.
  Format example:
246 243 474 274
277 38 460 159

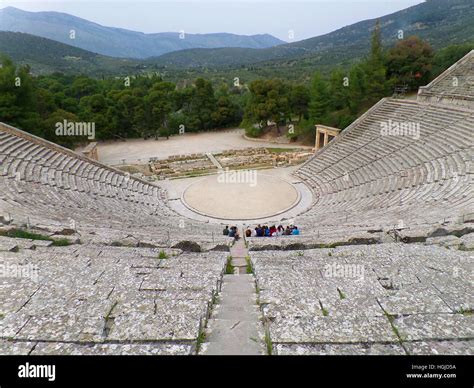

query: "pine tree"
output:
348 64 368 114
187 78 217 131
289 84 310 122
308 72 329 124
0 57 40 132
328 68 349 111
363 20 389 105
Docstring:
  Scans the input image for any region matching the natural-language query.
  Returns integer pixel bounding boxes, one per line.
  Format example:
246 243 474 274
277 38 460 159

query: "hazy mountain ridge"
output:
0 6 285 58
152 0 474 68
1 0 473 80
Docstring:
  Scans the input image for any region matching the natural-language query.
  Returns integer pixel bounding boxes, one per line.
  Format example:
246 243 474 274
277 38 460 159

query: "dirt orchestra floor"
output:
159 165 314 225
182 172 300 220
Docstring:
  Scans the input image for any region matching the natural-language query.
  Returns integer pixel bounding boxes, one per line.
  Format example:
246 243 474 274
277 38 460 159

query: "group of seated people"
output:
222 226 240 239
245 224 299 237
223 224 300 239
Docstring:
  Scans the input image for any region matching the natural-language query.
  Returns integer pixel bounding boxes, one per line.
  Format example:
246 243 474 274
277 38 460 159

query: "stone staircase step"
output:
202 319 263 355
220 274 254 283
231 257 248 267
214 304 260 320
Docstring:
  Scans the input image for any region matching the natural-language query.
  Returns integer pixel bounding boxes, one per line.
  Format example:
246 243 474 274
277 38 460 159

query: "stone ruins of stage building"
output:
315 125 342 151
148 147 313 179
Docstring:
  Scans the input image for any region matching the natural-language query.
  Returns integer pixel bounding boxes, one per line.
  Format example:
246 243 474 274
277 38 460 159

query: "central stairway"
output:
200 238 265 355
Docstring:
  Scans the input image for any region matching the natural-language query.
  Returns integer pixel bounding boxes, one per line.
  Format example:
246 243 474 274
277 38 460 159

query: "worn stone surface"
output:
460 233 474 250
31 342 192 355
0 340 36 355
393 314 474 342
253 244 473 355
403 340 473 355
0 245 226 354
425 235 461 248
275 343 405 355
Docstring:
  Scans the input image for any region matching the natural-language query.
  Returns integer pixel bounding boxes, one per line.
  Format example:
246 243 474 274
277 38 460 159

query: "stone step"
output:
221 280 255 294
231 257 248 267
213 304 260 320
202 318 263 355
219 291 258 304
221 274 254 283
230 250 247 258
233 266 249 275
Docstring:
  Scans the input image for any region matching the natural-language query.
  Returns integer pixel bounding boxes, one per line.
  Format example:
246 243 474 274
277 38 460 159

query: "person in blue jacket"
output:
291 226 300 235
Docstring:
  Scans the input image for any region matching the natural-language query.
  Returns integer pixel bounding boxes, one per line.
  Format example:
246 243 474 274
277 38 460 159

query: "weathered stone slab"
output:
460 233 474 250
404 339 473 355
0 339 36 355
269 316 397 344
425 235 461 248
254 245 473 354
378 284 453 315
31 341 192 355
393 314 474 341
275 342 405 355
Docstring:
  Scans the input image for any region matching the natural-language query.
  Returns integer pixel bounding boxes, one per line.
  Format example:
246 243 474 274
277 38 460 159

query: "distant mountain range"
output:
0 6 284 59
0 0 473 79
151 0 474 68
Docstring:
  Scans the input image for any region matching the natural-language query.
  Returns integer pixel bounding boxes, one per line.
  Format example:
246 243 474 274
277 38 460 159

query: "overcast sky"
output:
1 0 425 41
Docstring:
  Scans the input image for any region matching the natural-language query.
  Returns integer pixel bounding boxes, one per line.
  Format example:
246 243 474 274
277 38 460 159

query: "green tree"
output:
328 68 350 111
308 72 329 124
386 36 434 90
0 57 40 132
145 81 176 138
182 78 216 131
78 93 110 139
106 89 143 138
289 84 310 122
43 109 79 148
432 43 474 78
363 21 389 105
212 85 241 128
242 79 289 137
348 64 368 114
69 76 100 99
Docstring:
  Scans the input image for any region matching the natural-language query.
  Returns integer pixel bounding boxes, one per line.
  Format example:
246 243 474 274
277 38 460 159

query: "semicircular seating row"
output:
418 50 474 105
294 97 473 239
0 123 224 245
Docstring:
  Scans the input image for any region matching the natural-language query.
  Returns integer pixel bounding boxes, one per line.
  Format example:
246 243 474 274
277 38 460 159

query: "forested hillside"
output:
1 22 471 149
0 32 142 76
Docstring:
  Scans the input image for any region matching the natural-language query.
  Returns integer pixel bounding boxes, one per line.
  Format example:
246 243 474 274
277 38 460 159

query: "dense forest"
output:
0 22 472 149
